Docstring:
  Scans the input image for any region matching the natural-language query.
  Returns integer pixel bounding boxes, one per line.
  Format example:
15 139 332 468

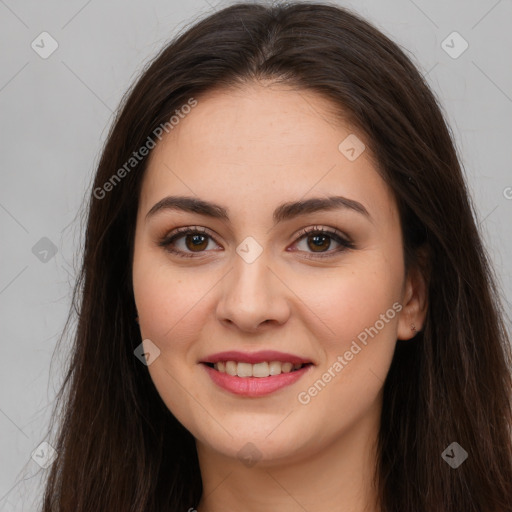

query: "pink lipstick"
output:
200 350 314 397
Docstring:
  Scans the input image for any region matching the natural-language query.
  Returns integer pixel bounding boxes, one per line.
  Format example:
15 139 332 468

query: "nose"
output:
215 250 291 333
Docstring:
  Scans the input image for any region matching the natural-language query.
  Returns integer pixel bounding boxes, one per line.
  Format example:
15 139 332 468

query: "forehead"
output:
139 83 398 226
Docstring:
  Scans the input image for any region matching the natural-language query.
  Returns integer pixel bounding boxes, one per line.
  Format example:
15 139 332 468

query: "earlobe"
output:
397 261 429 340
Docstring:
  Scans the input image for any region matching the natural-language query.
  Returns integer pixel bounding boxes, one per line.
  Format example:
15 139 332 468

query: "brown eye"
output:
293 226 355 259
184 233 209 252
306 233 332 252
158 227 220 258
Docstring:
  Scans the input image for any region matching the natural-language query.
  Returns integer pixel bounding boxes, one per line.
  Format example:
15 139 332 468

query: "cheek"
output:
294 254 403 347
133 247 209 346
295 285 401 431
293 253 403 407
132 251 209 430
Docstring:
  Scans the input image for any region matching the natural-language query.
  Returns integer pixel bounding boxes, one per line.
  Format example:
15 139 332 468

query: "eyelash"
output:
157 225 355 260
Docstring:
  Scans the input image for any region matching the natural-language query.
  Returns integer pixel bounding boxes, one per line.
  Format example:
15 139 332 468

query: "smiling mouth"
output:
203 361 313 378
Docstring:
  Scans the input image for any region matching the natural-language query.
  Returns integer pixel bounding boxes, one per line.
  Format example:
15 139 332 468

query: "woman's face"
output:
132 83 423 466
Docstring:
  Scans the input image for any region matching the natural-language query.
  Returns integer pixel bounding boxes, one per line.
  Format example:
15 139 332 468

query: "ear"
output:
397 256 429 340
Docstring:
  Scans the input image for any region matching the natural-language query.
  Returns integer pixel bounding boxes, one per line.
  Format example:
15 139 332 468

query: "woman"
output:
40 2 512 511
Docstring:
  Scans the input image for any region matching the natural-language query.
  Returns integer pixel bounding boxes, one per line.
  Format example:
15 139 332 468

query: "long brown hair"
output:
39 2 512 510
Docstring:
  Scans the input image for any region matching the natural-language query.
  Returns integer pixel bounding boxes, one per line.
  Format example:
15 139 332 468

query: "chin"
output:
193 416 324 466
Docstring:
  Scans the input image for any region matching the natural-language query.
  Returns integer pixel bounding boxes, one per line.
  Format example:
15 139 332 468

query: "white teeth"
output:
225 361 237 376
237 362 253 377
212 360 305 377
269 361 281 376
281 362 293 373
252 362 269 377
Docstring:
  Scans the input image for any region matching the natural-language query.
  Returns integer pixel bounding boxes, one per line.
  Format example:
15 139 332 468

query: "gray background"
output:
1 0 511 509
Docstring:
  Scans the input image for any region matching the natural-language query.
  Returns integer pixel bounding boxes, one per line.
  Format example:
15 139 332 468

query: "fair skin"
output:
132 82 427 512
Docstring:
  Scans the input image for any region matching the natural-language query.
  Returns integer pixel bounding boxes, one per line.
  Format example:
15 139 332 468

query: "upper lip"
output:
200 350 314 365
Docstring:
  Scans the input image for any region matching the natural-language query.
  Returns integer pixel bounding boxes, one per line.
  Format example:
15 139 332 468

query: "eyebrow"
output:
145 194 371 224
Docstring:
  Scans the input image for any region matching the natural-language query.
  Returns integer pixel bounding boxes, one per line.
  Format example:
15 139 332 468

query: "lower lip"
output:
201 363 313 397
